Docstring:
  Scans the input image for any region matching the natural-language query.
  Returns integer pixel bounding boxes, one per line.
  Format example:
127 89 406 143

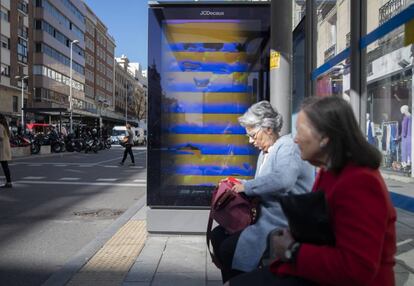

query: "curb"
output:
382 171 414 184
42 195 147 286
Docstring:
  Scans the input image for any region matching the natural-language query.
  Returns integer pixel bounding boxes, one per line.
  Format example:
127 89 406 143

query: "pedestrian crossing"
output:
13 180 146 187
8 162 145 169
16 176 146 185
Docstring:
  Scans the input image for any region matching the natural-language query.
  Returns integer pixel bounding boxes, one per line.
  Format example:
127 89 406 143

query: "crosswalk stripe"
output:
22 176 45 180
59 178 81 181
397 239 413 247
133 179 146 183
14 180 146 187
97 178 118 182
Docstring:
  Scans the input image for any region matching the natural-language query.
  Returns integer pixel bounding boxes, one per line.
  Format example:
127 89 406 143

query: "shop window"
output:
365 29 412 176
315 58 350 99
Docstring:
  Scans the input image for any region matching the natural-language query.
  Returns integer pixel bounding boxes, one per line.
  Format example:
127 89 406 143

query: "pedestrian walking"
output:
0 114 12 188
119 124 135 166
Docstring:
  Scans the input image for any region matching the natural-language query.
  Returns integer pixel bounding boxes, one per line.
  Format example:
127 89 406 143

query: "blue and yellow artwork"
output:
160 19 261 186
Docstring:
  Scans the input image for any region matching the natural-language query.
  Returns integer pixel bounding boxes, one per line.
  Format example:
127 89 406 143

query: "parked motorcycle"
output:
84 132 99 154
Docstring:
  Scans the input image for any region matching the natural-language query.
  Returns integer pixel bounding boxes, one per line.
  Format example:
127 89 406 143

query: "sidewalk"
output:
43 179 414 286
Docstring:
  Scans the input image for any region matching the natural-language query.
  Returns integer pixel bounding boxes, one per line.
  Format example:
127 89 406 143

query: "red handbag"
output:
206 177 260 268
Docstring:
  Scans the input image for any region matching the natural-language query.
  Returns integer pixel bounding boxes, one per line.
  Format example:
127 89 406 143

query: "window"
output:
86 69 94 82
0 6 9 22
17 1 28 14
33 64 84 91
35 42 84 75
1 35 9 49
13 96 18 112
17 38 28 64
106 67 113 78
33 65 42 75
41 0 84 39
37 20 85 58
1 63 10 77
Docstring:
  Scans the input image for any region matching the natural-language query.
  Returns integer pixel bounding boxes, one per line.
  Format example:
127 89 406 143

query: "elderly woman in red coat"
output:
227 96 396 286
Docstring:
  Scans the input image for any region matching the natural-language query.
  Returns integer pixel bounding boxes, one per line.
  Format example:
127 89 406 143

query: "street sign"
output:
270 50 280 70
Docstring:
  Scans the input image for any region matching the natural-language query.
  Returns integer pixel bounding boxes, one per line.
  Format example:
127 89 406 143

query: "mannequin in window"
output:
400 105 412 168
366 113 376 146
381 113 389 152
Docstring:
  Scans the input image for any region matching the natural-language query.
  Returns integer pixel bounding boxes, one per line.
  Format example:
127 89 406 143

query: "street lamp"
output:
69 39 79 134
15 75 29 132
125 85 128 125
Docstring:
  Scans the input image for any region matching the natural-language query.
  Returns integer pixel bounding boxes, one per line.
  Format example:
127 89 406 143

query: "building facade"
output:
84 3 120 128
31 0 89 125
0 0 29 128
302 0 414 178
115 55 147 126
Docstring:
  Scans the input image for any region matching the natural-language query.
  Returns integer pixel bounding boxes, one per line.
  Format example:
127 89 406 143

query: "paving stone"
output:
122 282 151 286
135 238 166 264
125 262 158 282
151 272 205 286
207 281 223 286
157 242 205 273
167 235 205 244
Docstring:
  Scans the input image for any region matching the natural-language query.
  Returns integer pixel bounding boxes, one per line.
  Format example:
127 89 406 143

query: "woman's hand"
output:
270 228 295 261
231 183 245 193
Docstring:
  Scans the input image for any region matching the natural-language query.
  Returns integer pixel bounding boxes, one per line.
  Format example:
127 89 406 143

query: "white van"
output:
111 126 145 145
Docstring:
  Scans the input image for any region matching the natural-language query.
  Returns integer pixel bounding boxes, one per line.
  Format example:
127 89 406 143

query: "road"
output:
0 146 146 286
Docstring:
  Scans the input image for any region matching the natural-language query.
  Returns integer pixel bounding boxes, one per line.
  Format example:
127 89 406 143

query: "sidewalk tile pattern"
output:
67 220 147 286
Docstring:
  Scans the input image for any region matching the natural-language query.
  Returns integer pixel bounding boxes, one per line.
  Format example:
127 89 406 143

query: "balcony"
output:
18 27 28 40
324 44 336 62
17 1 28 14
379 0 405 25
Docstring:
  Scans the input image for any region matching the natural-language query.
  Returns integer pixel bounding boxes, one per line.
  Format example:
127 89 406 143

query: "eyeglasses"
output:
246 127 261 140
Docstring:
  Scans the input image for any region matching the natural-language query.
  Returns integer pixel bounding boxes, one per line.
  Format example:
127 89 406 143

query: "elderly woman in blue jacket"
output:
210 100 314 283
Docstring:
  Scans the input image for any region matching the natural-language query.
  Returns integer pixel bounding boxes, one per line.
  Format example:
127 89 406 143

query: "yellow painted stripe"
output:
169 154 257 167
66 220 147 285
165 72 248 85
165 22 251 43
163 113 242 125
166 175 253 186
170 52 248 63
165 134 250 145
165 92 253 104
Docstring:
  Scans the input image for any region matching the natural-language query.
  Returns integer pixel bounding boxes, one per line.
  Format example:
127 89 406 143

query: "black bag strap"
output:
206 210 223 269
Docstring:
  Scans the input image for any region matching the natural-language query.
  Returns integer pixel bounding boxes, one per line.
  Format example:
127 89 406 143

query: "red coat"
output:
271 164 396 286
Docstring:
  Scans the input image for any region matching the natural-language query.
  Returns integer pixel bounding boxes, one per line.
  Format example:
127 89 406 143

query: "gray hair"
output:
238 100 283 133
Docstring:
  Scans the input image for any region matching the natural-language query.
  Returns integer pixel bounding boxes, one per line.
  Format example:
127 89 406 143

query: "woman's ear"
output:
263 127 273 135
319 137 329 148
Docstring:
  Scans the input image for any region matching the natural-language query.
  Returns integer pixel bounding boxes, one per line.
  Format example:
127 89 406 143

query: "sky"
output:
83 0 149 68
